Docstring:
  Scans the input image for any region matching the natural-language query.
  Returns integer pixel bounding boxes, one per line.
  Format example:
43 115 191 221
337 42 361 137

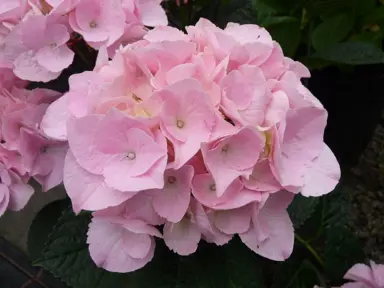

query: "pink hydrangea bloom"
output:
43 18 340 273
0 0 167 82
87 193 163 272
315 260 384 288
0 13 74 82
0 80 68 216
342 261 384 288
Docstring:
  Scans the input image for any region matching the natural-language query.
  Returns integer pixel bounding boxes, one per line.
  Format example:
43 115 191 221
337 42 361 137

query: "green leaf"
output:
324 226 365 283
271 249 324 288
314 41 384 65
252 0 298 13
362 6 384 26
27 198 70 261
35 209 265 288
263 17 301 56
350 31 383 48
288 195 319 229
306 0 355 18
320 183 365 283
312 14 354 51
354 0 376 16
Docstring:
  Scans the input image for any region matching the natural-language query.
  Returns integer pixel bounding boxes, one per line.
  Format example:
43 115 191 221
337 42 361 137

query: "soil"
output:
348 123 384 262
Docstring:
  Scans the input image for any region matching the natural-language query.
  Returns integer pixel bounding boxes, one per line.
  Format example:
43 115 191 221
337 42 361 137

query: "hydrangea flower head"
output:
42 18 341 273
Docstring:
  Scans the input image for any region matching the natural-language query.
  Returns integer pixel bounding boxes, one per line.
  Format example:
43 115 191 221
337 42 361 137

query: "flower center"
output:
209 184 216 192
262 131 273 158
221 144 229 153
89 21 97 28
40 146 48 154
176 120 185 129
167 176 177 184
127 152 136 160
132 94 142 103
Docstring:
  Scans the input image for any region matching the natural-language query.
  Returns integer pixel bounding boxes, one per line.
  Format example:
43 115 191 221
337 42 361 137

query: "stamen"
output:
176 120 185 129
127 152 136 160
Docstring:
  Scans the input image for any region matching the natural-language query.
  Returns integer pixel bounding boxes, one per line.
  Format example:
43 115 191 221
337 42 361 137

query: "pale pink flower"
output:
150 165 194 223
40 18 341 272
186 19 274 70
201 127 264 196
19 128 68 192
316 261 384 288
0 85 67 216
163 198 231 256
0 162 34 217
192 173 261 210
270 106 340 196
239 191 294 261
0 68 27 90
159 79 229 169
68 0 125 49
342 261 384 288
87 193 163 273
0 14 74 82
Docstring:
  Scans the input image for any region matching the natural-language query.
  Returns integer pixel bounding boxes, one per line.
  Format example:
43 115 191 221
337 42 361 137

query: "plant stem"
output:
72 45 92 69
295 234 325 268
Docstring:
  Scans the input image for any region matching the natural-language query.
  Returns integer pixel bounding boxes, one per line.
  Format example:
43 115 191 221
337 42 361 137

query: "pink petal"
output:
139 0 168 27
163 220 201 256
192 173 261 210
144 26 189 42
13 51 60 82
240 192 294 261
214 206 252 234
264 90 289 127
36 45 74 73
301 144 340 197
64 151 134 213
0 184 10 216
67 115 115 175
38 144 69 192
201 127 264 196
123 218 162 238
272 106 328 190
243 160 281 193
8 182 34 211
344 263 375 286
87 217 155 273
191 199 232 245
151 165 193 223
122 193 164 226
41 94 70 141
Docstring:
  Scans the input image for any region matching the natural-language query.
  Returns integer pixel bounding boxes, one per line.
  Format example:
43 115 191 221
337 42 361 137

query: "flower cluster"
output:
42 19 340 273
0 0 167 82
315 260 384 288
0 67 67 217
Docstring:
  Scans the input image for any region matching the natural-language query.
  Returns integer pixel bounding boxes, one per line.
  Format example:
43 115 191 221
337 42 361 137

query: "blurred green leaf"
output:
312 13 354 51
324 227 364 283
354 0 376 16
362 6 384 25
27 199 70 261
252 0 295 13
306 0 355 18
288 195 319 229
271 251 324 288
314 41 384 65
350 31 383 48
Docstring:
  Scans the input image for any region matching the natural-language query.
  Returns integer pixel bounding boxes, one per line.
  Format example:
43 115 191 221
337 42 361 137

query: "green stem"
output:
295 234 325 268
72 45 92 69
